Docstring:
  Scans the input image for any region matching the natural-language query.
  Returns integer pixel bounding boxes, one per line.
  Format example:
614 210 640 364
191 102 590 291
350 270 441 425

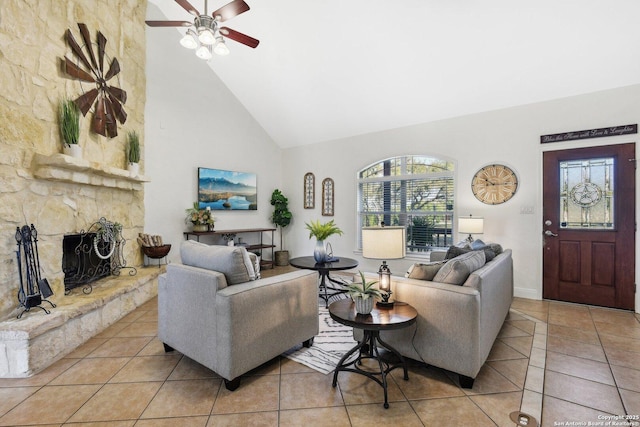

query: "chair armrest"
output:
158 264 228 370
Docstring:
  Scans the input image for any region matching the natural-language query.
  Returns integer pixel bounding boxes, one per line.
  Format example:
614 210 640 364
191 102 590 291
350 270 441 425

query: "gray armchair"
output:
158 241 319 390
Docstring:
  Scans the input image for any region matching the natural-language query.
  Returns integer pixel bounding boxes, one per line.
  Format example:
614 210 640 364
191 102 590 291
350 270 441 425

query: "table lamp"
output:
362 226 406 308
458 215 484 243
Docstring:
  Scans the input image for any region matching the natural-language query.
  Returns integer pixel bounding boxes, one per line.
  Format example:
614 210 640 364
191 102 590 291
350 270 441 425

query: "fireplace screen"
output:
62 232 111 293
61 218 136 294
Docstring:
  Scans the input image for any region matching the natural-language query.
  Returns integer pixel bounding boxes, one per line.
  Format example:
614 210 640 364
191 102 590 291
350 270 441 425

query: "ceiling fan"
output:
146 0 259 60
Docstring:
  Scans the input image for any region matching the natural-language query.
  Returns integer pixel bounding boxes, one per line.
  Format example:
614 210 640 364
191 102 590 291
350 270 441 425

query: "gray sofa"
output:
158 240 319 390
361 248 513 388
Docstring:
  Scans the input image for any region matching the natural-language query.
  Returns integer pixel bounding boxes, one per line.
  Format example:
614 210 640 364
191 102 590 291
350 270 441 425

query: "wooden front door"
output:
543 143 636 310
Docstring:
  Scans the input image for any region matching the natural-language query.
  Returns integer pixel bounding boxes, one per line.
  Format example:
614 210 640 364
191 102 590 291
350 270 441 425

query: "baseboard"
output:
514 287 540 300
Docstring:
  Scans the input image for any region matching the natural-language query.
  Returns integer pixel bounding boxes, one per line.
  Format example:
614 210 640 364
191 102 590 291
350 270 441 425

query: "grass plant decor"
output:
347 271 381 300
126 131 141 164
305 219 343 241
59 98 80 147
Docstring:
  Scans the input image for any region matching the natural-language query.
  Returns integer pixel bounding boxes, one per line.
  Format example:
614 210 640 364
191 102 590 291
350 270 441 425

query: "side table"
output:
328 299 417 408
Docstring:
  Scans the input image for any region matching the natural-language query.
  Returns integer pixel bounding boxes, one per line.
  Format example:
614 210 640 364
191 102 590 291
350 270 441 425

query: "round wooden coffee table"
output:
328 299 418 408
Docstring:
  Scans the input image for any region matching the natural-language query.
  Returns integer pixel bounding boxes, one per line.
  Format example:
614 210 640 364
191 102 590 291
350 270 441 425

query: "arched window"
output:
357 155 455 255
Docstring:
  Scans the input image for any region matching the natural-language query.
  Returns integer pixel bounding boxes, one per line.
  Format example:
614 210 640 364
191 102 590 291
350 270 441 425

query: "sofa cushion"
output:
433 250 486 285
405 261 446 281
445 244 496 263
180 240 256 284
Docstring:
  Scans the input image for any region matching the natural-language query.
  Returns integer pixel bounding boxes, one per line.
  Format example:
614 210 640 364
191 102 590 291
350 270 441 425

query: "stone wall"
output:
0 0 148 320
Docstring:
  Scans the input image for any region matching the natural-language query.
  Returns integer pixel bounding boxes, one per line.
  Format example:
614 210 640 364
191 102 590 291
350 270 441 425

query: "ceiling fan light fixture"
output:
198 28 215 45
214 36 230 56
195 44 213 60
196 15 217 45
179 29 198 49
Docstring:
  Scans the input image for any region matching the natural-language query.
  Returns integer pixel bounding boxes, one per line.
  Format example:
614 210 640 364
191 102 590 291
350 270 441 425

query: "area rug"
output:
284 307 357 374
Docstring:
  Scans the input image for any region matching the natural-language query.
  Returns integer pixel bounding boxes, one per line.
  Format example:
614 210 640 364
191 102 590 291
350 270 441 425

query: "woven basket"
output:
142 244 171 259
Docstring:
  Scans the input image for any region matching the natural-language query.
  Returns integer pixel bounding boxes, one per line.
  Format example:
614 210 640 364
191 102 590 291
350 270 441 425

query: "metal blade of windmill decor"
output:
15 224 56 319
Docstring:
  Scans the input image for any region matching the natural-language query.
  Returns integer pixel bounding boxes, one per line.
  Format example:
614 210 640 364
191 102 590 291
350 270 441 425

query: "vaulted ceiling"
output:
147 0 640 148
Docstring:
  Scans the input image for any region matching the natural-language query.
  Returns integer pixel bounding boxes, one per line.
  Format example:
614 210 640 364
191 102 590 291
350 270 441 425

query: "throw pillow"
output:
405 261 446 281
180 240 256 285
248 252 261 279
433 250 486 285
487 243 503 255
445 244 496 262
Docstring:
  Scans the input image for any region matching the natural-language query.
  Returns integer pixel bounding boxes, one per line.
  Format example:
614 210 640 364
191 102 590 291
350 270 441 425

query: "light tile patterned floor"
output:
0 268 638 426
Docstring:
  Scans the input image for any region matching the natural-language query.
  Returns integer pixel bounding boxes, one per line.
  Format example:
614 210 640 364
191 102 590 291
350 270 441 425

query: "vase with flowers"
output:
185 202 215 232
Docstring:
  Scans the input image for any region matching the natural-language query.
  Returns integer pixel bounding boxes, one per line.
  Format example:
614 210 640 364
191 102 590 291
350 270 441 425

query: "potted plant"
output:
305 219 343 263
126 130 141 176
185 202 215 232
270 189 292 266
347 271 381 314
59 98 81 158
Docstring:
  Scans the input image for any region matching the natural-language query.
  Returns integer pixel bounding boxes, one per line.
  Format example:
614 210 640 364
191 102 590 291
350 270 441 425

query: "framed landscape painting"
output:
198 167 257 210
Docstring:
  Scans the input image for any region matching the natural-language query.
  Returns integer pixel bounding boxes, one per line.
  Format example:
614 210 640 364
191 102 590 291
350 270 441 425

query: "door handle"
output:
544 230 558 237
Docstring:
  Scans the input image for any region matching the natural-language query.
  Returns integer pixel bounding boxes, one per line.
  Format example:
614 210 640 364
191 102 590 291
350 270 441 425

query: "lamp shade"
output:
458 216 484 234
362 227 406 259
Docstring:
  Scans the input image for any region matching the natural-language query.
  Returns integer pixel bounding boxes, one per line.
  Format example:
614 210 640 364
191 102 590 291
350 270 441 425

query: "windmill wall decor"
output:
63 23 127 138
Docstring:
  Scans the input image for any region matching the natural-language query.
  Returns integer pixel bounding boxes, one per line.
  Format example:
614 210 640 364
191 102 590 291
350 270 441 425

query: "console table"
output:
183 228 276 269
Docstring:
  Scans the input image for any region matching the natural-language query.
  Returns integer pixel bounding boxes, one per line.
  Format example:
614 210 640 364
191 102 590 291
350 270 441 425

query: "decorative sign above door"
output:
540 124 637 144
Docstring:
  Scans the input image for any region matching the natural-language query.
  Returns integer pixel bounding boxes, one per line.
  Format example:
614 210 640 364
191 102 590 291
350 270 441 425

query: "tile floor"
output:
0 268 638 426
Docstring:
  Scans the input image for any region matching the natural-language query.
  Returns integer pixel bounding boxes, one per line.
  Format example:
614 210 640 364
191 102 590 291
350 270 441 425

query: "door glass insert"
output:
559 157 614 229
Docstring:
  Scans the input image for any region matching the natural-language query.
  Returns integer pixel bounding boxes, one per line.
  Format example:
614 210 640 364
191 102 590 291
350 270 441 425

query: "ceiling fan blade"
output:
107 86 127 104
78 23 99 72
104 98 118 138
74 88 99 116
175 0 200 16
93 95 106 136
212 0 250 22
220 27 259 48
97 31 106 73
104 57 120 81
64 57 96 82
145 20 192 27
65 29 93 72
108 92 128 124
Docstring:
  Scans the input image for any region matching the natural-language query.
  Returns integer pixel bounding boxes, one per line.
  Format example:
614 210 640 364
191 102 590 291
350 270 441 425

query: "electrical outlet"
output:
520 206 535 214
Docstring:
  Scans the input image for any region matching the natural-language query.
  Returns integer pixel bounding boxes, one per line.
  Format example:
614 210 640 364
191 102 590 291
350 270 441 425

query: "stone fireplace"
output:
0 1 151 377
0 154 155 377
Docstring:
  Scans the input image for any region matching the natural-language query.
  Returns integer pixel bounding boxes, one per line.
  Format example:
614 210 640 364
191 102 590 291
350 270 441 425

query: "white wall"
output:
282 85 640 312
144 4 282 263
143 3 639 311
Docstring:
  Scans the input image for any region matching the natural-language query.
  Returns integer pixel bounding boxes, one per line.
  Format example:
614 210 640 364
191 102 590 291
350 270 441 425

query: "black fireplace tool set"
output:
15 224 55 319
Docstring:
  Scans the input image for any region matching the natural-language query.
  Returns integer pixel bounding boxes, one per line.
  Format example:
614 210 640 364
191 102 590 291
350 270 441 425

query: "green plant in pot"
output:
270 189 292 266
59 98 81 158
126 131 141 176
305 219 343 263
348 271 381 314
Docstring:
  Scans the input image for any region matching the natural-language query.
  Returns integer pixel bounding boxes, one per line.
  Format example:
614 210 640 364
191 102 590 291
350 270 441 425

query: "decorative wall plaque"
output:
304 172 315 209
322 178 334 216
541 124 637 144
